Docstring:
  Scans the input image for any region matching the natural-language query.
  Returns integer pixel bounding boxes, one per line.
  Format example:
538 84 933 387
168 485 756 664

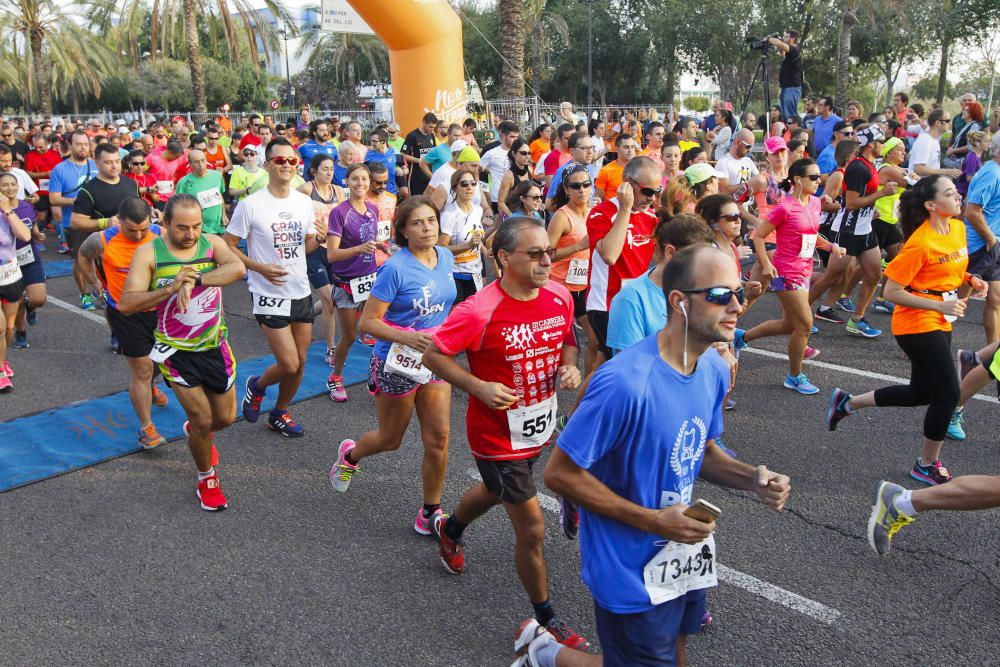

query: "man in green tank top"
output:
119 194 246 511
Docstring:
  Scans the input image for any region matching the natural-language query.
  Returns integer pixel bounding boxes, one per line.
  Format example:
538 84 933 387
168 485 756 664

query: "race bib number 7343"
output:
643 536 718 605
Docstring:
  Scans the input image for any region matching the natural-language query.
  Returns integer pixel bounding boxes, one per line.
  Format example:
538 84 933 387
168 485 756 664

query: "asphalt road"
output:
3 239 1000 666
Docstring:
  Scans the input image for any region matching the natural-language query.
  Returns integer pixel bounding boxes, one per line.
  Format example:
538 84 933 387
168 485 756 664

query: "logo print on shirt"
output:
669 417 707 506
626 226 653 249
412 284 445 317
502 323 537 350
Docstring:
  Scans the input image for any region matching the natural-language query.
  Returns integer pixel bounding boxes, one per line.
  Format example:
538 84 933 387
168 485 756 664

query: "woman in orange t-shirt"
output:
527 123 552 164
826 175 987 486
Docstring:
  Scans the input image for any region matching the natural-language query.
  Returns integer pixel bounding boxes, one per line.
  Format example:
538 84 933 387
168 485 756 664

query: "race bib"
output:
507 395 557 450
0 260 21 286
643 536 718 605
798 234 818 259
196 188 223 209
385 341 433 384
156 180 173 194
943 290 958 323
855 208 874 236
39 179 49 190
252 293 291 317
377 220 391 242
349 273 376 303
16 244 33 267
473 272 484 291
566 258 589 286
148 340 178 364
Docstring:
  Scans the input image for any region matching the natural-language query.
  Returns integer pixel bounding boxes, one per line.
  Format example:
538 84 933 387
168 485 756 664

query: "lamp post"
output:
587 0 593 119
139 51 150 116
278 29 294 109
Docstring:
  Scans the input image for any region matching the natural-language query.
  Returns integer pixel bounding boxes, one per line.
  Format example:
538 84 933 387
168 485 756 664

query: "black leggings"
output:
874 330 959 441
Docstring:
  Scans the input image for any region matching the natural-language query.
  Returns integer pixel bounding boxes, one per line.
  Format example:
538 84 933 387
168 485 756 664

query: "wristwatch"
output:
194 273 203 287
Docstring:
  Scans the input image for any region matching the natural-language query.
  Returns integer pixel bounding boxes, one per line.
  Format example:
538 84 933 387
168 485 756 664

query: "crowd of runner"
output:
1 85 999 665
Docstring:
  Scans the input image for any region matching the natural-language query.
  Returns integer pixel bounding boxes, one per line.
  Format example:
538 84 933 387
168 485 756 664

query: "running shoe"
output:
867 480 914 556
196 473 228 511
432 512 465 574
715 436 737 458
13 330 27 349
266 409 304 438
552 414 569 437
815 306 845 324
826 388 852 431
330 439 359 492
784 372 819 395
558 495 579 540
327 372 347 402
846 318 881 338
810 325 818 335
110 334 121 354
803 346 820 360
0 372 11 392
702 610 714 628
910 459 953 486
836 295 857 313
413 507 444 536
880 257 888 270
183 420 219 467
543 618 590 651
359 332 376 347
151 385 169 408
733 327 748 351
873 298 895 314
241 375 265 422
946 407 966 441
3 360 13 377
958 349 979 382
138 423 167 450
57 241 70 254
325 346 336 367
724 398 737 411
511 619 559 667
79 293 96 311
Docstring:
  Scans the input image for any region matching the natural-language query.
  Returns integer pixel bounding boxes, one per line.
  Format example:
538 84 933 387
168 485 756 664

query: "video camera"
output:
746 33 780 52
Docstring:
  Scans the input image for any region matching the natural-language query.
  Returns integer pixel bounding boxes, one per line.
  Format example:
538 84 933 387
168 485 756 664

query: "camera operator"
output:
768 31 803 122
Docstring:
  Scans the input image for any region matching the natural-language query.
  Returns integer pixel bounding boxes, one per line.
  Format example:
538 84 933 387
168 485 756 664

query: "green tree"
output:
499 0 526 97
295 31 389 94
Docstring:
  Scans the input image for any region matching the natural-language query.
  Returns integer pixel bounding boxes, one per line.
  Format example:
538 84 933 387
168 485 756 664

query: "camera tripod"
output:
739 53 772 136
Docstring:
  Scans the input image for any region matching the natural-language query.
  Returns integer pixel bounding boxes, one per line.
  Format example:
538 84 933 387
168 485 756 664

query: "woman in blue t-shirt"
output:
330 195 458 538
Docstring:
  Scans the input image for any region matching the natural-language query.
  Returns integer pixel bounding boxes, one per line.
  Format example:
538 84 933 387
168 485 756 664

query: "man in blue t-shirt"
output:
811 96 842 156
48 130 97 298
297 119 338 181
964 135 1000 341
518 245 791 667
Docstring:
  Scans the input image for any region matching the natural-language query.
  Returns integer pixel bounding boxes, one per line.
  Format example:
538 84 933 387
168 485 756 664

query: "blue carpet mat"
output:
44 259 74 279
0 340 370 493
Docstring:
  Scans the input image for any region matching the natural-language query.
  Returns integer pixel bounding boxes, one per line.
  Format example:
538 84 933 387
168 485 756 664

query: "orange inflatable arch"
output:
347 0 467 133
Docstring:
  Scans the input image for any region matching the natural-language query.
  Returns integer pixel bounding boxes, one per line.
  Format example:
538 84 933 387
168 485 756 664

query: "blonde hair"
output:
968 131 987 149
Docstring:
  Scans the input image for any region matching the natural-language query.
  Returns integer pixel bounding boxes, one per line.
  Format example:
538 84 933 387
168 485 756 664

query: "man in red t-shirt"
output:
238 114 264 151
24 132 62 229
419 218 589 650
542 123 575 192
586 155 661 362
145 140 189 202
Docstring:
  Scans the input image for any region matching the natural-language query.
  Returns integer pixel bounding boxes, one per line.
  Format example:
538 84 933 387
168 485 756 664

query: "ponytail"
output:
898 175 944 240
781 157 816 192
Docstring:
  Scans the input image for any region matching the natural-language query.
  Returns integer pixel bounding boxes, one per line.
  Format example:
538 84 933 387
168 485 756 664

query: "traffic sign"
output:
269 99 280 110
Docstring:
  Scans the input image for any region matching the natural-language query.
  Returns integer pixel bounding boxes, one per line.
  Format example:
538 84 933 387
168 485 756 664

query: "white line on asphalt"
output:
743 347 1000 405
465 469 842 624
47 295 107 325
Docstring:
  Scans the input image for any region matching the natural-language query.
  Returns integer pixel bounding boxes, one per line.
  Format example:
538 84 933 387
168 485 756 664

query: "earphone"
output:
679 300 687 316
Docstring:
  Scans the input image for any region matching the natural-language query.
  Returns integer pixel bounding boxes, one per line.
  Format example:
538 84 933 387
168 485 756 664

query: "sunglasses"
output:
740 141 754 149
716 212 741 222
629 179 662 197
371 139 385 144
458 180 477 187
2 134 11 138
566 180 592 190
681 286 746 306
802 174 822 181
130 161 146 167
513 248 557 261
838 131 855 137
522 194 544 201
372 180 389 187
270 156 299 166
516 150 531 156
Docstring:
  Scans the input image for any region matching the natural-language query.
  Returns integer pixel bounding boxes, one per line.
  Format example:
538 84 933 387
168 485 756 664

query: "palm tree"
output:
295 28 388 94
93 0 292 112
499 0 526 98
524 0 569 88
833 0 902 108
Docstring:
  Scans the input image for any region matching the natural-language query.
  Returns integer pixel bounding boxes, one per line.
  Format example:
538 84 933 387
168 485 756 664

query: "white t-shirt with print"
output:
716 153 759 187
909 132 941 170
439 204 485 275
228 188 315 300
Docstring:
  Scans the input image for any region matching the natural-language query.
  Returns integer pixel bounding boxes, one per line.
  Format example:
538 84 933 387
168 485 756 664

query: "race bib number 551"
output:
507 396 557 450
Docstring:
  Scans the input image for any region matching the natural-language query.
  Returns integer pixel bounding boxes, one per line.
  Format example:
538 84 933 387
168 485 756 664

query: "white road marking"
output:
466 469 841 624
743 347 999 405
47 295 108 325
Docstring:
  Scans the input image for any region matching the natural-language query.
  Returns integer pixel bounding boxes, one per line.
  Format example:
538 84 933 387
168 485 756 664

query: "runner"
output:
827 175 987 486
498 139 536 218
586 156 661 365
298 153 343 369
547 164 598 376
228 145 266 202
203 126 232 174
119 194 245 510
175 149 227 235
226 138 319 437
71 143 140 327
479 121 521 214
146 141 188 203
297 119 338 178
872 136 915 313
524 244 790 667
401 113 438 196
24 131 61 232
735 159 844 394
438 165 486 304
331 196 457 535
78 197 171 448
125 150 161 208
594 134 639 201
325 163 382 403
422 216 589 650
48 131 96 305
0 179 32 390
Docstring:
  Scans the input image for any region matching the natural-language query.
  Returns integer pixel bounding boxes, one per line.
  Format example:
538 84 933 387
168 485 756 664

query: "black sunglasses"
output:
802 174 822 181
716 212 741 222
130 161 146 167
513 248 557 261
629 178 662 197
680 286 746 306
566 180 592 190
458 180 477 187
